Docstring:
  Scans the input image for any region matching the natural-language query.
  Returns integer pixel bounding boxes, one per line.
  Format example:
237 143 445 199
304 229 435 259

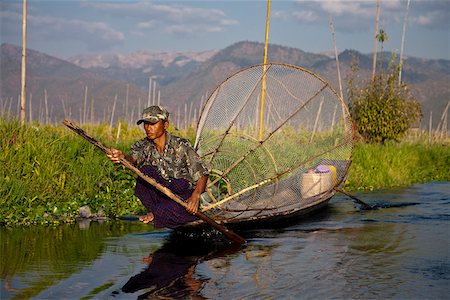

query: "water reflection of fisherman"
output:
107 105 209 228
121 246 205 299
121 235 240 299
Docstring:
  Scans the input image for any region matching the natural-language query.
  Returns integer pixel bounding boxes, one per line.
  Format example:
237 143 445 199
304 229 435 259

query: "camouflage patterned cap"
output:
136 105 169 125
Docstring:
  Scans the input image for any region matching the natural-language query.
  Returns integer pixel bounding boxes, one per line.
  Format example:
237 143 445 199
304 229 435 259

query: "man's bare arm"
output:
186 175 208 215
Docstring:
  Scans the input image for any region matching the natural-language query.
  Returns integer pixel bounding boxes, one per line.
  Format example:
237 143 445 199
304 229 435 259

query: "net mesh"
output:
195 64 354 224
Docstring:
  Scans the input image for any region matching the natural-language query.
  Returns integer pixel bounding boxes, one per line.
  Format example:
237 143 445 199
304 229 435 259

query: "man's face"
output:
143 120 168 140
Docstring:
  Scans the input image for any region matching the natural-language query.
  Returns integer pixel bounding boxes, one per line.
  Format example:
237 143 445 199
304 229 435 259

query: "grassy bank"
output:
0 119 142 226
345 141 449 191
1 118 449 226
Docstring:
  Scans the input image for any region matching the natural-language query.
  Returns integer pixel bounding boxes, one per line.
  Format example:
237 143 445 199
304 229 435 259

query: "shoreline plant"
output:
347 54 422 144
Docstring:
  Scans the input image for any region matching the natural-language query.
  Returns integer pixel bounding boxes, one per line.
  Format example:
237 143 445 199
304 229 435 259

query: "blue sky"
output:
1 0 449 60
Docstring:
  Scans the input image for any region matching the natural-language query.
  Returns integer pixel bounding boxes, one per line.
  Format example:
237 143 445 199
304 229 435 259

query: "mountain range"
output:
1 41 449 129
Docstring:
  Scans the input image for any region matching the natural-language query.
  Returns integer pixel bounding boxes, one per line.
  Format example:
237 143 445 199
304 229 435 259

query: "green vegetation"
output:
348 55 422 144
0 118 143 226
345 140 450 191
1 117 448 226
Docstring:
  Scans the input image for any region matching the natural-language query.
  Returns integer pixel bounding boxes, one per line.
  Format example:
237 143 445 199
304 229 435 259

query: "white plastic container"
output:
301 172 333 199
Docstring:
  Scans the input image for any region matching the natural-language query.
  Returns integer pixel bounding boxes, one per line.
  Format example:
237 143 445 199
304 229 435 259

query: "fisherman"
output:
107 105 209 228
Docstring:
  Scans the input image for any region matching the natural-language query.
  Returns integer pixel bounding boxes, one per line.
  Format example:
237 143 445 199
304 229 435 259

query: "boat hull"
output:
177 194 333 232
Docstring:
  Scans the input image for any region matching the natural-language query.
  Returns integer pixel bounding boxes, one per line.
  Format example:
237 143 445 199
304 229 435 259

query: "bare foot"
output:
139 213 154 224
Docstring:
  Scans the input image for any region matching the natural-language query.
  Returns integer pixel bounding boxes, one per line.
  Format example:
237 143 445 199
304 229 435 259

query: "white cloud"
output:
411 7 449 29
0 5 124 51
31 15 125 50
279 0 449 32
292 10 319 23
137 20 158 30
83 0 238 35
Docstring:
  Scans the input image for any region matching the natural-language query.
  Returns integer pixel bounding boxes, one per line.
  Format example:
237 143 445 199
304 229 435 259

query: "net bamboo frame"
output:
194 63 354 223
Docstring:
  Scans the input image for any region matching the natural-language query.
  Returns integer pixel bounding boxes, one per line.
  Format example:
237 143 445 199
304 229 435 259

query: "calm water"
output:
1 182 449 299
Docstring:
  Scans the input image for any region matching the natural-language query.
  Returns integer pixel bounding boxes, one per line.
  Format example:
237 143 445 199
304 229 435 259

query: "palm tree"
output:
376 29 389 77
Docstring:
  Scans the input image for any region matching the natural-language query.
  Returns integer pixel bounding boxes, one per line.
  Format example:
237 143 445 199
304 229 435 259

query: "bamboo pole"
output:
330 15 344 101
259 0 271 141
310 98 324 143
125 84 129 123
152 80 156 106
44 89 49 124
147 77 152 107
436 100 450 135
8 97 12 115
372 0 380 82
429 111 433 143
90 96 94 124
399 0 411 85
116 121 121 144
194 108 197 126
184 103 188 130
82 86 87 124
109 94 117 131
189 101 193 128
19 0 27 126
331 104 337 128
61 96 67 119
28 92 32 123
130 107 135 125
329 15 347 131
38 96 42 123
444 108 448 137
177 106 180 129
138 97 141 117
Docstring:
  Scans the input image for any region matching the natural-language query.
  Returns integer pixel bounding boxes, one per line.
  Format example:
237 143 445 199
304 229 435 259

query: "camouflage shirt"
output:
129 132 209 187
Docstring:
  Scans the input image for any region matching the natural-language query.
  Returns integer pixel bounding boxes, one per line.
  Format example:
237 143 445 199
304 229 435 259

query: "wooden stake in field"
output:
44 89 49 124
259 0 271 141
329 15 347 131
109 94 117 132
372 0 381 82
28 92 32 123
125 84 129 123
147 77 152 107
436 100 450 137
19 0 27 126
90 96 95 124
83 85 88 124
399 0 411 85
152 80 156 106
429 111 433 143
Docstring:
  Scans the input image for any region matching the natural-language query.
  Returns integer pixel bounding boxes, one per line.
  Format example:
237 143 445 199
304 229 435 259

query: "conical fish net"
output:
195 63 354 224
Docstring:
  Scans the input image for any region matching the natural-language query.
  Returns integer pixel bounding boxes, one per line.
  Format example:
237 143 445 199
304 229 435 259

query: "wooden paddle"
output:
63 119 246 245
334 188 375 210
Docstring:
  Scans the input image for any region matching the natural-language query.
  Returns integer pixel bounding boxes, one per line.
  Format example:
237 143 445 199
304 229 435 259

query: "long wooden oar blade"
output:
334 188 375 210
63 119 246 245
